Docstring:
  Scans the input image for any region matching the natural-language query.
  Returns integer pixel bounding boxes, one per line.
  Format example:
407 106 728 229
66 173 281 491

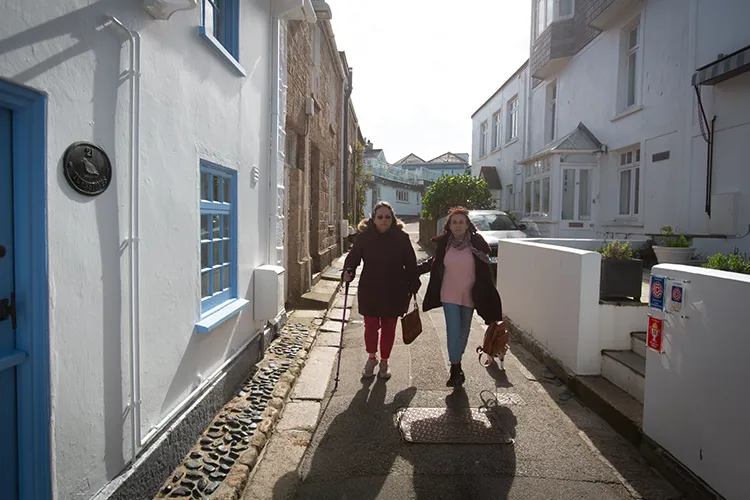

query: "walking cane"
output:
332 280 349 391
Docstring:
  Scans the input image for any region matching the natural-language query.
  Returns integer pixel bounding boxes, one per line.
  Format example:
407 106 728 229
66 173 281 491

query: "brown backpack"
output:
476 321 509 368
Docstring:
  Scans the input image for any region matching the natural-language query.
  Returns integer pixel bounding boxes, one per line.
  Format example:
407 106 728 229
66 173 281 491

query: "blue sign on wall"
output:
650 276 665 310
670 282 683 313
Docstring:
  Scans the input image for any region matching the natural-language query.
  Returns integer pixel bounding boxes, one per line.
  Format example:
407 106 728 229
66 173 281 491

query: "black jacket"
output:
417 232 502 325
343 221 420 318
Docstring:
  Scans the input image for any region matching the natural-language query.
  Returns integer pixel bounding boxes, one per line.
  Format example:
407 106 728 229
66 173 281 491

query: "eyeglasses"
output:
376 214 392 220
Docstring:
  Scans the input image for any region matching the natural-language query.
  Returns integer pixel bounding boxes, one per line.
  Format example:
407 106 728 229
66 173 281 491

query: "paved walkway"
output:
246 223 681 500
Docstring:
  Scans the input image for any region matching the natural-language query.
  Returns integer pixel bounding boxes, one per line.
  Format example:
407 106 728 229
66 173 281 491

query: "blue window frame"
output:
199 0 245 76
199 161 238 315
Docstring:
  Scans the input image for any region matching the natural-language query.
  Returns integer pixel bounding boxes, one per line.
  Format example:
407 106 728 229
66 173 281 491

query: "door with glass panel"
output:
559 166 596 238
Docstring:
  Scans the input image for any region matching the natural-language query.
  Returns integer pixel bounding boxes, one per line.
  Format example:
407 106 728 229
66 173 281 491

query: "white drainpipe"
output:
103 16 142 464
268 12 282 266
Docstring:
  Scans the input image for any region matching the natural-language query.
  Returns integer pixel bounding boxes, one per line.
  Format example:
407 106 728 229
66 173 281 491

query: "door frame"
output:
0 78 51 500
559 164 597 237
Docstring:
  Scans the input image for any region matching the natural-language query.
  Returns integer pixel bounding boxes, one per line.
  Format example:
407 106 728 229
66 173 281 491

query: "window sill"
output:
198 27 247 77
610 105 643 123
522 216 556 223
196 298 250 334
504 137 519 147
602 220 644 228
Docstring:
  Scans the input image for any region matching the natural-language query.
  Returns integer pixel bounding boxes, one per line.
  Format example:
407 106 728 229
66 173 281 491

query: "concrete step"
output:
574 375 643 445
320 266 343 282
311 271 322 287
631 331 646 359
298 279 340 310
601 349 646 404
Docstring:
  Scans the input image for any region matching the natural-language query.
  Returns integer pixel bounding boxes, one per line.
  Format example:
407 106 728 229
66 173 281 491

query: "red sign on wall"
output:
647 316 663 352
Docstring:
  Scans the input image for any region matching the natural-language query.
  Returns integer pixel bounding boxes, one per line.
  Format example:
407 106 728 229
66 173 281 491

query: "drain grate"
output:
396 407 514 444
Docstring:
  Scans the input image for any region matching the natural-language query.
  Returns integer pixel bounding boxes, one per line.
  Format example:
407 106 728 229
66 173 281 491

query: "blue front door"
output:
0 106 19 499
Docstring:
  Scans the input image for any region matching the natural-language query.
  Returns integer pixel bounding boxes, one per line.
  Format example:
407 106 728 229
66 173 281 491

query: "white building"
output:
0 1 314 499
471 61 529 214
394 152 471 182
472 0 750 253
364 176 424 218
362 144 424 218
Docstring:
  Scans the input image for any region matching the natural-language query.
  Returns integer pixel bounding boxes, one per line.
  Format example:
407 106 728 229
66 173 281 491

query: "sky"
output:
326 0 532 164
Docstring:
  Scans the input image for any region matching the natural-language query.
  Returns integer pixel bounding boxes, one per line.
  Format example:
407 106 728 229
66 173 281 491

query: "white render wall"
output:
528 0 691 236
686 0 750 255
0 1 274 498
525 0 750 254
643 264 750 500
496 240 602 375
471 64 528 213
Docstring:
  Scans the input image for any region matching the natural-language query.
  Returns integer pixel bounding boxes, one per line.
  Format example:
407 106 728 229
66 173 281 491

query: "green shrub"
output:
420 173 494 219
596 241 634 260
702 250 750 274
659 226 692 248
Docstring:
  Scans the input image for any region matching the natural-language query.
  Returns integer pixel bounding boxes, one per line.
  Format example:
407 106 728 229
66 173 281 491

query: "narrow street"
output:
289 222 679 499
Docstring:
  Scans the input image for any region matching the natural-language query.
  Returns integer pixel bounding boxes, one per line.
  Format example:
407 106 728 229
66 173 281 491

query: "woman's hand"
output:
342 269 355 283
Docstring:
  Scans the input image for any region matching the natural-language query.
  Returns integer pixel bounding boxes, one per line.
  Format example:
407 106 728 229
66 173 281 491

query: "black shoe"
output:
445 365 459 387
455 365 465 387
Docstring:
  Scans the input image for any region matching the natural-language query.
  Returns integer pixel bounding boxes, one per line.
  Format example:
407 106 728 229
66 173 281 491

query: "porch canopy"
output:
692 44 750 86
521 122 603 165
479 166 503 189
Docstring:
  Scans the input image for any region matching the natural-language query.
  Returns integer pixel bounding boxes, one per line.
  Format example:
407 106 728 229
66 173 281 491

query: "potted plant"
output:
597 241 643 300
653 226 694 264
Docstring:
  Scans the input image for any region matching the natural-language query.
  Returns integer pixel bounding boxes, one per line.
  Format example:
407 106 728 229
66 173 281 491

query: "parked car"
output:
437 210 528 278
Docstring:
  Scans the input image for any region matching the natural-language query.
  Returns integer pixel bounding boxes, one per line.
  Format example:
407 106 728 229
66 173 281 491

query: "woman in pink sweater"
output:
418 207 503 387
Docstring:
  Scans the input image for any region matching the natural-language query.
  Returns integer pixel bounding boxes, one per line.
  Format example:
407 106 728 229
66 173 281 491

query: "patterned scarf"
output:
447 232 491 265
447 231 471 251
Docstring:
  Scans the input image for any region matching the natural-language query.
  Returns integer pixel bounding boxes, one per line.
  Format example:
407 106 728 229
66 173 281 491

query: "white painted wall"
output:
497 240 601 374
686 0 750 255
643 264 750 500
498 239 650 374
528 0 691 237
0 1 275 498
523 0 750 254
598 303 647 352
471 64 528 213
525 238 646 252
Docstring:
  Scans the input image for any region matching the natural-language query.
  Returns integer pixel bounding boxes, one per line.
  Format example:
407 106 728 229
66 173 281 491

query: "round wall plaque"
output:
63 142 113 196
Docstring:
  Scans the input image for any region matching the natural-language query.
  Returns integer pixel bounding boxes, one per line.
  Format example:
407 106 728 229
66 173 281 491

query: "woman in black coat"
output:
342 202 420 380
417 206 503 387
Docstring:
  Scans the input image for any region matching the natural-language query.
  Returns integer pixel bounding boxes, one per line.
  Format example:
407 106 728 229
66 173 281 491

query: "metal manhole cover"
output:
495 392 527 406
396 407 514 444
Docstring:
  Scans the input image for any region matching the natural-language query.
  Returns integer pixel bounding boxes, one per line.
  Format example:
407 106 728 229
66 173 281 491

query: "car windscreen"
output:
471 214 517 231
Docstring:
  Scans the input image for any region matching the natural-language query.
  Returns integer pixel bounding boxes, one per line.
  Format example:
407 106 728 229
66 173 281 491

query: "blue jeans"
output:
442 303 474 363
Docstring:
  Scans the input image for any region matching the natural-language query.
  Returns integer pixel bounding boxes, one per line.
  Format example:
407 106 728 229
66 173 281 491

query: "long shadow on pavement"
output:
508 346 682 500
406 387 518 500
292 379 417 499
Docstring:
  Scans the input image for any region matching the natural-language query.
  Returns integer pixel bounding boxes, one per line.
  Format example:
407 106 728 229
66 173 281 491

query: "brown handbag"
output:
401 294 422 345
476 320 509 366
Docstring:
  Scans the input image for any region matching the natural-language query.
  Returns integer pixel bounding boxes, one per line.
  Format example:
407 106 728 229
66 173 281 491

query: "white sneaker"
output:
378 361 391 380
362 358 378 378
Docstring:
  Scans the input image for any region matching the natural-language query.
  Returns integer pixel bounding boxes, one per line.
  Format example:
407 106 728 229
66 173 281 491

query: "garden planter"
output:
600 258 644 300
652 246 694 265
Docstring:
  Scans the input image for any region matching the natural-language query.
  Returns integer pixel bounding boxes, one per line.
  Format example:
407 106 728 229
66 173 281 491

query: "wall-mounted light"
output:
141 0 198 20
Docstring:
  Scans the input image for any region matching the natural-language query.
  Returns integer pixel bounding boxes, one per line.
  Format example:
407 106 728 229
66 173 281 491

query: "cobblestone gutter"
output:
153 321 319 500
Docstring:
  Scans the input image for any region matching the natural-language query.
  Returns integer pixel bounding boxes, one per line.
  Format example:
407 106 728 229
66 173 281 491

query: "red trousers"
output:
363 316 398 360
